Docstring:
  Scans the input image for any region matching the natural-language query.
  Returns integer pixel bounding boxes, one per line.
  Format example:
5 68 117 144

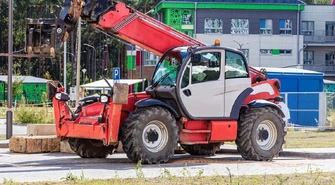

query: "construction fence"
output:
281 92 335 130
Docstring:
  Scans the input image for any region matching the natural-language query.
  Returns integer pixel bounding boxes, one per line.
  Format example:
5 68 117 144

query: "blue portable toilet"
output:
254 67 324 127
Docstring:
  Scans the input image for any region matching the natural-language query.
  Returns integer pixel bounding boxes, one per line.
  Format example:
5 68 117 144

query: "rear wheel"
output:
68 138 115 158
121 106 179 164
180 143 223 155
235 107 286 161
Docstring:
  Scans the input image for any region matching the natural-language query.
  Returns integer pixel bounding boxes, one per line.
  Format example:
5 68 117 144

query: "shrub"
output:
14 103 54 124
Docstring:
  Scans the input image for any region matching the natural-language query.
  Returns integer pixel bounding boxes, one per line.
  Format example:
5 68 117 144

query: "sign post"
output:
113 67 120 83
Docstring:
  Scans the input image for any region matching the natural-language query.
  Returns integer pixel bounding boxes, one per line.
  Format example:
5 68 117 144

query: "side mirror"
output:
191 54 201 64
100 94 109 103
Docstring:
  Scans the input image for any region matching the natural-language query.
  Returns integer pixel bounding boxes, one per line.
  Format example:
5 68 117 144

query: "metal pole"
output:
83 44 96 81
75 17 82 108
297 4 301 65
94 49 96 81
63 41 67 93
6 0 13 139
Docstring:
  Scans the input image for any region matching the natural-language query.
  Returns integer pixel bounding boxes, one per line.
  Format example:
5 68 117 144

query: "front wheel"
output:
235 107 286 161
68 138 115 158
121 106 179 164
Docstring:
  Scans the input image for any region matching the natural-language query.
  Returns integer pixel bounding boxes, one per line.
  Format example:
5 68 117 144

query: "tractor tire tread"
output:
235 107 286 161
121 106 179 164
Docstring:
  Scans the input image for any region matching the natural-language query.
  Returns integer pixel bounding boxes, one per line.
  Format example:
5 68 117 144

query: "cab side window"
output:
225 51 248 79
190 52 221 84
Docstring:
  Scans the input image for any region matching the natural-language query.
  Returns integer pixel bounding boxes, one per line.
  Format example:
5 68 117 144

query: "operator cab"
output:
146 41 251 120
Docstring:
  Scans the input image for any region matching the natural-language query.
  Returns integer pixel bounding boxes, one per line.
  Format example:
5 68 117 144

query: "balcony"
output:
302 61 335 75
303 30 335 44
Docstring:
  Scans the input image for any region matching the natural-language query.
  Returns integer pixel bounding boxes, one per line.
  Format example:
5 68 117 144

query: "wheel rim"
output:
256 120 277 150
142 120 168 153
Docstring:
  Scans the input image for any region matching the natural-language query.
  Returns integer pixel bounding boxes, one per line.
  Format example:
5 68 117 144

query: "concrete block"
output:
115 141 124 153
9 136 27 153
27 124 56 136
113 83 129 104
9 136 60 153
60 140 75 154
26 137 42 153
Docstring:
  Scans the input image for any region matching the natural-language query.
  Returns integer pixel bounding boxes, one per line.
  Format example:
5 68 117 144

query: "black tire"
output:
180 143 223 155
68 138 115 158
121 106 179 164
236 107 286 161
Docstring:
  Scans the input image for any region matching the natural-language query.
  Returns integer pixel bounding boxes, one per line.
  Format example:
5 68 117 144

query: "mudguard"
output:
248 99 288 119
135 98 180 118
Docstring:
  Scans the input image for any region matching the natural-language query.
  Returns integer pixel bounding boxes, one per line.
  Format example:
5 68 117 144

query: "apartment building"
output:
301 5 335 80
127 0 307 82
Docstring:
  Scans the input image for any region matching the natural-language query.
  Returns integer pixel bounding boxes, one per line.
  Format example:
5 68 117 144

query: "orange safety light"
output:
214 39 220 46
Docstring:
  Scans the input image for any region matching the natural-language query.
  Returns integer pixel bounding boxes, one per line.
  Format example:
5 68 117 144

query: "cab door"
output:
224 50 251 117
178 50 225 119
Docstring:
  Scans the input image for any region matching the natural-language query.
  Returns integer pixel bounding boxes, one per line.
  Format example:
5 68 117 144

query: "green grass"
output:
284 130 335 148
0 106 54 124
2 171 335 185
224 130 335 149
0 134 25 140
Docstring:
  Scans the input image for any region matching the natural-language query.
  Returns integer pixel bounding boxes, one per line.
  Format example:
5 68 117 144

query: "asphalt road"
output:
1 148 335 183
0 119 27 135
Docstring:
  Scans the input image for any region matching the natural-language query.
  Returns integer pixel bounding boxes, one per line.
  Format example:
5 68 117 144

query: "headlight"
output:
55 93 62 100
55 92 70 101
100 94 109 103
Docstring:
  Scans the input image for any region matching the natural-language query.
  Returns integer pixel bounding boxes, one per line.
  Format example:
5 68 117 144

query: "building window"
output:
260 19 272 35
260 49 272 55
279 50 292 55
204 18 223 34
144 51 158 66
231 19 249 34
303 51 314 65
279 19 292 35
301 21 314 36
326 22 335 36
260 49 292 55
325 52 335 66
182 10 193 25
225 51 248 79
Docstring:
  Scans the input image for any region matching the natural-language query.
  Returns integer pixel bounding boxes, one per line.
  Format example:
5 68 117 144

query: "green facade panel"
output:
164 8 195 37
272 49 280 55
127 56 136 70
157 2 304 11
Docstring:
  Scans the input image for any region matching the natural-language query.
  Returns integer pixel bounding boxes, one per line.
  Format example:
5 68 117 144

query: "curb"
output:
2 140 335 159
0 140 9 148
216 147 335 159
278 151 335 159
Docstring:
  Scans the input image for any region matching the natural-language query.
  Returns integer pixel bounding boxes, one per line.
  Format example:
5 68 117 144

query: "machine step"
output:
181 129 211 134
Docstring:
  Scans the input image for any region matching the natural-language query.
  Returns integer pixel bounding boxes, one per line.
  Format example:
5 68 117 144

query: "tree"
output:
302 0 332 4
12 78 23 101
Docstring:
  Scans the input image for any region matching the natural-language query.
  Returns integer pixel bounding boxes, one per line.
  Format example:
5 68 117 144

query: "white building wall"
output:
196 34 304 68
301 5 335 35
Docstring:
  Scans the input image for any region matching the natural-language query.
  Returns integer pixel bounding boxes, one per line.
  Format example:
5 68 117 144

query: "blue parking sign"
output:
113 67 120 80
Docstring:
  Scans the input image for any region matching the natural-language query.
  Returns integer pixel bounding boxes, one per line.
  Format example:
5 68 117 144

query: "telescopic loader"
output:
46 0 289 164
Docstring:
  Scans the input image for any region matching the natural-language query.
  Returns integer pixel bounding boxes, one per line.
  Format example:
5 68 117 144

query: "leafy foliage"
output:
0 0 155 87
12 78 23 100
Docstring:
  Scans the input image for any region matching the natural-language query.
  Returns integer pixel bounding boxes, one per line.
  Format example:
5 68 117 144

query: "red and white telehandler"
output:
47 0 289 164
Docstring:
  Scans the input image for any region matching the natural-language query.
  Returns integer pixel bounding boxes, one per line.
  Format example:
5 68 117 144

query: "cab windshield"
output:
152 47 189 87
